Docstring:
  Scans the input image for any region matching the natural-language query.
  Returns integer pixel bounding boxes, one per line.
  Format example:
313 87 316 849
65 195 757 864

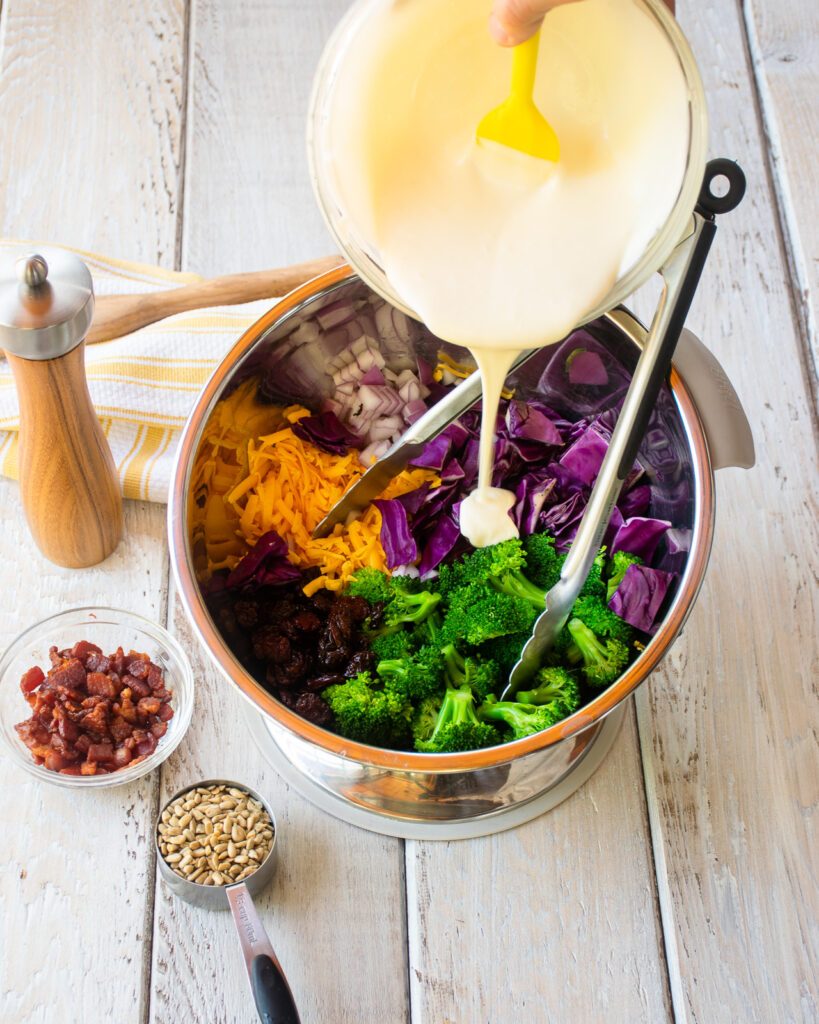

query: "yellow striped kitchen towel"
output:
0 240 277 503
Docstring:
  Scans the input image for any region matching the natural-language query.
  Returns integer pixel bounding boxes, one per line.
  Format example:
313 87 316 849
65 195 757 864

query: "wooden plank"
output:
0 490 171 1024
407 705 674 1024
0 2 186 1022
181 0 345 276
742 0 819 392
633 3 819 1022
148 4 410 1021
0 0 186 265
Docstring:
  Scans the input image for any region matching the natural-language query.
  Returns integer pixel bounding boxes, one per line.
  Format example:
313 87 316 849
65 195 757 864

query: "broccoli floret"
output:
522 533 564 590
441 643 498 701
474 540 548 610
415 607 444 646
437 538 525 593
571 595 634 644
411 695 441 748
478 695 562 739
370 630 414 663
566 618 630 688
348 568 440 633
381 584 441 630
606 550 643 602
323 671 412 747
516 666 580 717
414 683 500 753
523 533 608 600
479 631 529 676
579 548 607 598
376 644 444 701
346 567 392 605
440 585 536 646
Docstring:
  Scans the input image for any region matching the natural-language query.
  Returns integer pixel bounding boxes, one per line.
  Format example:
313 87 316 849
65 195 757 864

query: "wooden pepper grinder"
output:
0 248 123 567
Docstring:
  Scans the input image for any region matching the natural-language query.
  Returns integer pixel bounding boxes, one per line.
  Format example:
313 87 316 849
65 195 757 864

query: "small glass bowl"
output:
0 607 194 789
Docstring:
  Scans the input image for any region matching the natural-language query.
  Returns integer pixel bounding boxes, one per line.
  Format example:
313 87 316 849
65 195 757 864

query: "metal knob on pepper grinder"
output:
0 247 123 567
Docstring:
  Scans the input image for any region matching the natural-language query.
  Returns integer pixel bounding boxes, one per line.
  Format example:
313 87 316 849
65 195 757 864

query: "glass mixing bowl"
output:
307 0 708 324
0 607 194 789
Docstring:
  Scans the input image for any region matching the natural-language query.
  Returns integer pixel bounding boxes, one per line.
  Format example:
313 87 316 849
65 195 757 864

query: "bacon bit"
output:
14 645 174 777
20 666 45 694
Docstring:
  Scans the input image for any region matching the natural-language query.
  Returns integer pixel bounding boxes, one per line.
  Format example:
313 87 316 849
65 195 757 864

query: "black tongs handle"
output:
616 159 746 477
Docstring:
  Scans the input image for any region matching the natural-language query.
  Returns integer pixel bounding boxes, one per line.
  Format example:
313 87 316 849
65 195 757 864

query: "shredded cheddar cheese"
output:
189 381 438 593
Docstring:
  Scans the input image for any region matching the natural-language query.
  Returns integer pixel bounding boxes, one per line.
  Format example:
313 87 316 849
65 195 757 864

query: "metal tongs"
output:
314 159 747 695
505 159 746 694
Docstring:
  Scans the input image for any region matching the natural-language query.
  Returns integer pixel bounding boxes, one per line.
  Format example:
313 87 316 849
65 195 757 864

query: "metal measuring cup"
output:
155 778 301 1024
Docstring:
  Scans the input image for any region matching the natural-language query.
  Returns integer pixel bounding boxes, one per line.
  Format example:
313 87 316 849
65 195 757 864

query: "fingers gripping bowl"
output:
169 266 752 826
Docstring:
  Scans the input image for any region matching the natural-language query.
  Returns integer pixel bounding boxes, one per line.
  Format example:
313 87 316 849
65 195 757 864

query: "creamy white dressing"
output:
327 0 690 546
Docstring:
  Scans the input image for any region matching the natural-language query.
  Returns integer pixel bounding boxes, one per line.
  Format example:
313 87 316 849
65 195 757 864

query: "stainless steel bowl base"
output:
243 700 627 840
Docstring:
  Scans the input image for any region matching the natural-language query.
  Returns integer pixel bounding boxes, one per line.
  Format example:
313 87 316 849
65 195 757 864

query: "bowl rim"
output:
168 265 714 772
0 605 195 788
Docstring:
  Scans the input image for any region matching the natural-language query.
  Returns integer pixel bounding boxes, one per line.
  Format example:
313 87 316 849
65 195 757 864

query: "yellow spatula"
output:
477 29 560 162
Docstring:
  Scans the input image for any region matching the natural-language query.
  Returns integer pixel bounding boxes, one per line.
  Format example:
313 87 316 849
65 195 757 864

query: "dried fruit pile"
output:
14 641 174 775
212 579 378 727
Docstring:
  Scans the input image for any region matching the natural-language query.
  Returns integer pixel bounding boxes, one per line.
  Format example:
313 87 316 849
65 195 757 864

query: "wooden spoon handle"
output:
7 343 123 568
87 255 344 345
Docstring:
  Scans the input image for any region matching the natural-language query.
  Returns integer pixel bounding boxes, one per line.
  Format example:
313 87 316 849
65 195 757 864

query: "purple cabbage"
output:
513 472 556 535
609 564 676 634
558 424 609 489
291 411 359 456
618 483 652 519
611 516 672 562
505 400 563 445
537 333 633 418
225 531 301 591
373 499 419 569
418 516 461 575
539 492 587 551
409 434 451 471
395 484 433 516
566 347 608 386
656 527 692 576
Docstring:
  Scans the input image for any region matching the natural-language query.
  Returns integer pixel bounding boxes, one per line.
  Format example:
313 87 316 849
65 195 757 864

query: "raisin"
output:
291 692 333 727
305 673 345 690
345 651 375 678
234 600 260 630
290 610 322 634
252 627 291 664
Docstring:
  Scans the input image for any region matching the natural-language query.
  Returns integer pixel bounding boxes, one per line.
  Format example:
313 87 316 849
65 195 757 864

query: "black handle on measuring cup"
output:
616 159 746 479
251 954 302 1024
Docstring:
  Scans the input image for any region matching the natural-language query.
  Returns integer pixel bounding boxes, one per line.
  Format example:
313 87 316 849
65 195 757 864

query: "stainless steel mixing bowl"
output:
169 265 753 830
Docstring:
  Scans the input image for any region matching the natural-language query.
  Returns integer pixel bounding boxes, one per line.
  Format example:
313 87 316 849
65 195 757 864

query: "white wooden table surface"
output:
0 3 816 1022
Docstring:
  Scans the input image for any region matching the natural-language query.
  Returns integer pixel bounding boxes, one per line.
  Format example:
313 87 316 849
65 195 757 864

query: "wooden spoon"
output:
87 254 344 345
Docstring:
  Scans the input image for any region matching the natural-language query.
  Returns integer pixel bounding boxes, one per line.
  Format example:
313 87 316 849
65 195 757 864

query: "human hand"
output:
490 0 676 46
